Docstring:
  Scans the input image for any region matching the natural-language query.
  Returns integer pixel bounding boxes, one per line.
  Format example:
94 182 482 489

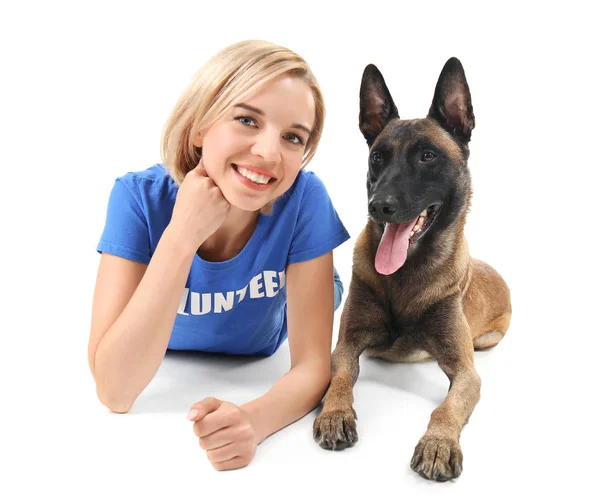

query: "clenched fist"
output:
168 159 231 255
187 397 258 471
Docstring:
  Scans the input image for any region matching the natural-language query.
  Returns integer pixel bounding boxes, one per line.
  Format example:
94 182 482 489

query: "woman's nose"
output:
250 130 282 163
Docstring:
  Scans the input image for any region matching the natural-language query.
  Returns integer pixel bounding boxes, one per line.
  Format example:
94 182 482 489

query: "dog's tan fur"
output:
313 58 511 482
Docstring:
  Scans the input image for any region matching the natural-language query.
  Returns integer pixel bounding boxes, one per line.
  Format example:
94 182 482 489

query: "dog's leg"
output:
411 306 481 481
313 286 388 450
313 339 365 450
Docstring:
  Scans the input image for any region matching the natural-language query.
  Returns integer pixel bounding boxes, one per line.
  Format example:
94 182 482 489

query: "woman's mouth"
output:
232 164 276 191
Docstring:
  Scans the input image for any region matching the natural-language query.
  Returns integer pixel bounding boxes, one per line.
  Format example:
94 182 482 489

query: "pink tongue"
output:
375 218 418 275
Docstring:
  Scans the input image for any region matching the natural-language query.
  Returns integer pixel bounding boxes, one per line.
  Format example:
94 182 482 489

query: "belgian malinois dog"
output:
313 58 511 481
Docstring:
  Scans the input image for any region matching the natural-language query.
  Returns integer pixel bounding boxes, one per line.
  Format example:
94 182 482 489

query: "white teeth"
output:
410 215 427 239
236 165 271 185
420 208 428 217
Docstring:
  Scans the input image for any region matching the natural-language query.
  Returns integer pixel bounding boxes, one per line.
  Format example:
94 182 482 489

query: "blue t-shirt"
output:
97 164 350 356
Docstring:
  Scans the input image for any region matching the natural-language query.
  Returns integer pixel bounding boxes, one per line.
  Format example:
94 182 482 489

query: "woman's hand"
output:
168 159 231 254
187 397 258 471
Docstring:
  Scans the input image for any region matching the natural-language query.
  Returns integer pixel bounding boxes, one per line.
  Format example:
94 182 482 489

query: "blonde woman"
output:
89 40 349 471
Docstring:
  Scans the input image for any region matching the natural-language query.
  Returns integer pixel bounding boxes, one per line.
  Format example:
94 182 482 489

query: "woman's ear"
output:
193 132 203 148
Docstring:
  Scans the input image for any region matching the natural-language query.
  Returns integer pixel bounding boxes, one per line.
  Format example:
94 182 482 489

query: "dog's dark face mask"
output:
359 58 475 275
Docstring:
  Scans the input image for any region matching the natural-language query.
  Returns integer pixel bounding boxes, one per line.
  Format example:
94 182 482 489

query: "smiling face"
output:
194 75 316 212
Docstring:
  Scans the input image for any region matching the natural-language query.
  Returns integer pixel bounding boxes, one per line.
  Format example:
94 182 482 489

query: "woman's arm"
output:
186 251 336 471
89 225 196 413
89 162 230 413
241 251 334 443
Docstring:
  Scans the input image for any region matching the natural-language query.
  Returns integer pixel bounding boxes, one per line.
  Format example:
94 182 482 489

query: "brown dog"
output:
313 58 511 481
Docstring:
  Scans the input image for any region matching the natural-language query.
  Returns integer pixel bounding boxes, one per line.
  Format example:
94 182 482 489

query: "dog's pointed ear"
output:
359 64 399 145
428 57 475 143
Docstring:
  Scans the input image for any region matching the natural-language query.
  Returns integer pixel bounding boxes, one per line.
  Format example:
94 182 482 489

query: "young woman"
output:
89 40 349 471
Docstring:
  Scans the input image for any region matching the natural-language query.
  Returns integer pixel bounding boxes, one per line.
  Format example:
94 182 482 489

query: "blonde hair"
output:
161 40 325 189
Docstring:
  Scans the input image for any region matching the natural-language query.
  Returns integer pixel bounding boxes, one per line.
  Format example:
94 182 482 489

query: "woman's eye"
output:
422 151 437 162
236 116 257 127
284 133 305 146
371 151 382 163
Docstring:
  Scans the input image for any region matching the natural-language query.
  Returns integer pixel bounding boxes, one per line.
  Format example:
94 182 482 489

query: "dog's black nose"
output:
369 197 397 217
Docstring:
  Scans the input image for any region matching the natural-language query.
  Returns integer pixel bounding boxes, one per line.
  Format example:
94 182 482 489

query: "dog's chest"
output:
371 300 435 362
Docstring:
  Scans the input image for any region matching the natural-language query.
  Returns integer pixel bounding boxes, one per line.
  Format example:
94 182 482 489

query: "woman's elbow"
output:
95 384 135 414
314 363 332 396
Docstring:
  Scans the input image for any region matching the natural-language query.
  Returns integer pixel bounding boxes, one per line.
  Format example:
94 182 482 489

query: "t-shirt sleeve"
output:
96 177 152 265
288 172 351 264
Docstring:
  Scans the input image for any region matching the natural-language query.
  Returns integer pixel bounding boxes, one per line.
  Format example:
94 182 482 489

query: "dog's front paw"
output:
410 435 463 481
313 408 358 450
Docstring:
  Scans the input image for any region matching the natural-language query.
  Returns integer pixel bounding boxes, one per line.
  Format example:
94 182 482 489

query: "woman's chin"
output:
222 192 267 213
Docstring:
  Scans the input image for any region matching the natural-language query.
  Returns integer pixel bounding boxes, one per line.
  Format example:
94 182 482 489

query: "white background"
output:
2 0 598 499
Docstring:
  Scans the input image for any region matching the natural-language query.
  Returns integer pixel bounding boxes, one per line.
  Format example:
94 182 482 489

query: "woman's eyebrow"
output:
234 103 312 136
234 103 264 116
291 123 311 136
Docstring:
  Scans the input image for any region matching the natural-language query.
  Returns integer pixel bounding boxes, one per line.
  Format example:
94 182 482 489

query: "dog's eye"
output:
371 151 383 164
421 151 437 162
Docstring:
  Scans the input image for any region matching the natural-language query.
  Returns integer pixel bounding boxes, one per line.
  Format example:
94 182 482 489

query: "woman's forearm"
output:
241 362 331 444
93 225 196 412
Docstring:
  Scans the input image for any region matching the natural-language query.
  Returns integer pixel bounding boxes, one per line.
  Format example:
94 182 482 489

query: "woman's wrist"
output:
162 223 201 260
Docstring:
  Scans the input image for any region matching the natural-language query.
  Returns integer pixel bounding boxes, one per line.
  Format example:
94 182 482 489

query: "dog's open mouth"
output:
375 204 441 275
408 204 441 246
